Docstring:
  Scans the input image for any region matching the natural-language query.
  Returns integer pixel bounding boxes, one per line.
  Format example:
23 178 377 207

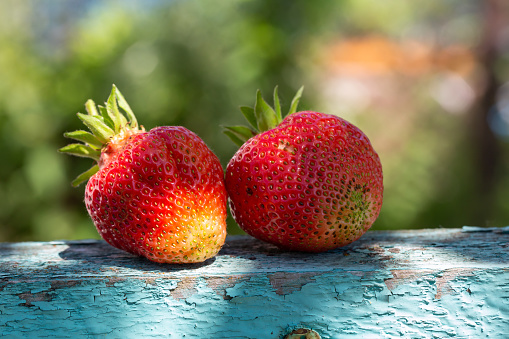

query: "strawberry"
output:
60 85 227 263
224 87 383 252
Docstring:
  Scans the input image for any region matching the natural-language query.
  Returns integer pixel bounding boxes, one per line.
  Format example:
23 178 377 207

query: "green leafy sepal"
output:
59 85 143 187
223 86 304 146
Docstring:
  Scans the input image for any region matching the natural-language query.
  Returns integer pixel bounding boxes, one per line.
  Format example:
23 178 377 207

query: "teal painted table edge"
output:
1 228 508 338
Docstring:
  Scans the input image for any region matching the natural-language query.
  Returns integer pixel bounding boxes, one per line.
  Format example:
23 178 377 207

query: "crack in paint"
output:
205 275 252 300
384 268 479 300
16 291 53 307
268 272 319 296
170 276 197 301
384 269 434 291
434 268 477 300
16 280 82 307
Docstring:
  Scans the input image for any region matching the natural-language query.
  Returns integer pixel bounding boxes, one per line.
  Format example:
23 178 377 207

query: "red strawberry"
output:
224 87 383 252
60 85 227 263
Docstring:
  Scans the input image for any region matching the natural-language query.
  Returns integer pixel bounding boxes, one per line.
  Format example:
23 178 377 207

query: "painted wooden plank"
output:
1 228 508 338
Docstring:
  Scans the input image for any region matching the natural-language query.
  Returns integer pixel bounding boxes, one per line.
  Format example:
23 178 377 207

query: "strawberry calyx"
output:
223 86 304 146
59 85 145 187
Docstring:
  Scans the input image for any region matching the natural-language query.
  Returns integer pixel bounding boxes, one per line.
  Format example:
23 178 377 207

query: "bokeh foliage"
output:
0 0 508 241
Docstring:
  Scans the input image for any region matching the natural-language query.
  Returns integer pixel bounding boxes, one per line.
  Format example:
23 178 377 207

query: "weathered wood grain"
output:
1 228 508 338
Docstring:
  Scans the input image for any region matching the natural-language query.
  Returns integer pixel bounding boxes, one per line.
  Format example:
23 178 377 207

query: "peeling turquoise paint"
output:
1 229 508 338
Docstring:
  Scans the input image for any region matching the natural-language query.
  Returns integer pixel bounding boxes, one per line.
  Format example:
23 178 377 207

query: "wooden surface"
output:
1 228 508 338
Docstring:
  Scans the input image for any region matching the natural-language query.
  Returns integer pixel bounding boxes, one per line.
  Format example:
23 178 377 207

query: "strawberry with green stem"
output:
224 86 383 252
60 85 227 263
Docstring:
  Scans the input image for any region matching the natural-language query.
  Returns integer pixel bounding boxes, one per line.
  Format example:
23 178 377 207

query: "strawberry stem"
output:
273 85 282 123
71 165 99 188
76 113 115 144
239 106 258 131
223 126 256 147
254 89 278 132
59 143 101 161
288 86 304 116
85 99 99 116
115 86 138 130
63 130 103 149
106 85 127 133
223 86 304 145
59 84 143 186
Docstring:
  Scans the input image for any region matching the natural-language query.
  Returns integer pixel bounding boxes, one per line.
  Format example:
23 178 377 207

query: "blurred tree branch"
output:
471 0 507 224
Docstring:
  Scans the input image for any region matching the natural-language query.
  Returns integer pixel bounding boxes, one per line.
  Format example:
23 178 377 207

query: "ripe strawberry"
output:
224 87 383 252
60 85 227 263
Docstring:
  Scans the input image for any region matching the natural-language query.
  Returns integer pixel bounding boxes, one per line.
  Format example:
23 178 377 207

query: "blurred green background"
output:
1 0 508 241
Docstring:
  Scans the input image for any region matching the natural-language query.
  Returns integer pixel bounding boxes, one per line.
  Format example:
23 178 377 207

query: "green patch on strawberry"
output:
224 87 383 252
60 85 227 263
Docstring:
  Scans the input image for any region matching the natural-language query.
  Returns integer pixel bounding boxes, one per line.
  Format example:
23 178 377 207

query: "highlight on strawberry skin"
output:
60 85 227 263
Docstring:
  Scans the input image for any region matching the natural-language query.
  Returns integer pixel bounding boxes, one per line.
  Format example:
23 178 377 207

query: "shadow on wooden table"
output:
58 239 217 272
